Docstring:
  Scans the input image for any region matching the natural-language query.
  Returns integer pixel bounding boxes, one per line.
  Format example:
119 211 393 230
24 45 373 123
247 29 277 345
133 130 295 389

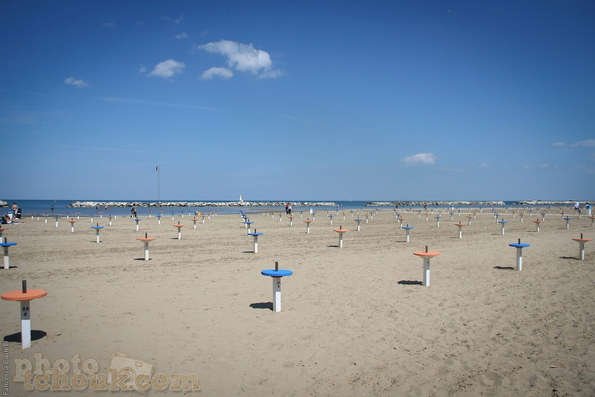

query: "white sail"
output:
239 195 243 203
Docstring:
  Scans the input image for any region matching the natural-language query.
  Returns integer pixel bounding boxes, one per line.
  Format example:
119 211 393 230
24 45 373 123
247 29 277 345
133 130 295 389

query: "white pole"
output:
579 242 585 260
3 247 9 270
516 248 523 271
20 300 31 349
339 233 343 248
253 236 258 253
423 258 431 287
96 229 100 243
144 242 150 261
272 277 282 312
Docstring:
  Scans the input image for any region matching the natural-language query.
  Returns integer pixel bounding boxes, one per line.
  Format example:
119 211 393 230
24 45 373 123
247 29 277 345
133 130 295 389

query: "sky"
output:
1 0 594 201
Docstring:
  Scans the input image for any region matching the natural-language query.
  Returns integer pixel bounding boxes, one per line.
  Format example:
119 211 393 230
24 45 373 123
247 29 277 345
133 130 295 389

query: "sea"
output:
3 199 525 219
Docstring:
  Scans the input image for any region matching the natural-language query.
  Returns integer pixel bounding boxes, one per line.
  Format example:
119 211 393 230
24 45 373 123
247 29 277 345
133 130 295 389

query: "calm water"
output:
3 199 524 219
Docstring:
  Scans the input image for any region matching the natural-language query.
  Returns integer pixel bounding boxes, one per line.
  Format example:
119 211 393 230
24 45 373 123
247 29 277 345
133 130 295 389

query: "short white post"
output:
423 258 431 287
144 242 150 261
3 247 9 270
338 233 343 248
516 247 523 271
96 229 100 243
20 300 31 349
253 236 258 253
273 277 282 312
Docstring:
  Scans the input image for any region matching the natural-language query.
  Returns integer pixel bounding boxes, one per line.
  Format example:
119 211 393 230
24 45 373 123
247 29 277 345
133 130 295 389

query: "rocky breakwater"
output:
513 200 594 205
68 201 337 208
0 200 8 207
365 201 506 206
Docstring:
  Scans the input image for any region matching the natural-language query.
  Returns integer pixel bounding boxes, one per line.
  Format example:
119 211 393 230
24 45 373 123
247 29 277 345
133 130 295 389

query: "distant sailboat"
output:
239 195 243 203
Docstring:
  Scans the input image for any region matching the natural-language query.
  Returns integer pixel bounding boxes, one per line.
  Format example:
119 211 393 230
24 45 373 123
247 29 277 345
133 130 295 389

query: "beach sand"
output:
1 208 594 396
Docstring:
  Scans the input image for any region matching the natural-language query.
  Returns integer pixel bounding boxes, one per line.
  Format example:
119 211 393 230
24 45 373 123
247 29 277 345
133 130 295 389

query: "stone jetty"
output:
67 201 337 208
365 201 506 206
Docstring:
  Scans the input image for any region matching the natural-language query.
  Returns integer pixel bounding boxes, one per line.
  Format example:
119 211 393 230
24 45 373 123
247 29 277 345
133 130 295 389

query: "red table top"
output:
414 251 441 258
2 289 47 301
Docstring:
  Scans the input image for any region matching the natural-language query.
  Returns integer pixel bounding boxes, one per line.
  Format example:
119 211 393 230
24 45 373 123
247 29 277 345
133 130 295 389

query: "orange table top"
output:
334 229 349 233
137 237 156 242
304 220 313 223
454 223 466 226
533 220 543 223
190 218 199 221
68 220 77 223
0 227 7 231
572 238 592 242
413 251 441 258
2 289 47 301
173 224 185 227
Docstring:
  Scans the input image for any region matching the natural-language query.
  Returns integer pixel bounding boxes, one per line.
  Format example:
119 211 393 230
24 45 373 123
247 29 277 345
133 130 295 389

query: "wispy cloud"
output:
200 67 233 80
103 21 116 29
144 59 185 79
101 97 224 112
161 14 184 25
571 139 595 148
402 153 436 165
175 32 189 39
282 115 314 123
553 139 595 148
523 163 548 169
64 77 91 88
198 39 283 79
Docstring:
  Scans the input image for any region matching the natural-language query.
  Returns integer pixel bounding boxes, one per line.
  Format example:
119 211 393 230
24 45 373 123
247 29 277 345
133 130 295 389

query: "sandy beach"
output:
1 207 594 396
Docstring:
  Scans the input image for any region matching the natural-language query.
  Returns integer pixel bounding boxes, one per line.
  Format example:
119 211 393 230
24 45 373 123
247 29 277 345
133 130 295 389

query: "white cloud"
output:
523 163 548 169
552 142 566 147
571 139 595 147
402 153 436 165
139 66 146 73
200 67 233 80
161 15 184 25
147 59 185 79
259 69 284 79
64 77 90 88
103 21 116 29
198 39 282 79
175 32 189 39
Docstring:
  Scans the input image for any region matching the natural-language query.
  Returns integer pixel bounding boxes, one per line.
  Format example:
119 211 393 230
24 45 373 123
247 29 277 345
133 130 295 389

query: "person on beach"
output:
288 203 292 215
285 203 289 214
11 202 18 217
574 202 580 213
51 204 54 212
131 205 137 218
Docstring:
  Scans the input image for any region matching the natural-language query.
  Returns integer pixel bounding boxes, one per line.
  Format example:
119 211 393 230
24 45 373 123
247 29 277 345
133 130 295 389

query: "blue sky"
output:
1 0 593 201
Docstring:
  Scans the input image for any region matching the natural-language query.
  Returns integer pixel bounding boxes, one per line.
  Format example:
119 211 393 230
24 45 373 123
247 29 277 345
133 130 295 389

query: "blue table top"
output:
354 219 363 221
134 218 141 221
245 221 254 224
0 242 17 247
248 233 263 236
498 220 508 223
261 269 293 277
402 226 414 230
563 217 571 220
509 243 530 248
91 226 104 229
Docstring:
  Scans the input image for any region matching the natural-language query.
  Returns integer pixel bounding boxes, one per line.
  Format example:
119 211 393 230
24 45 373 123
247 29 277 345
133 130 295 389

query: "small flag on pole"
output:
156 166 159 171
